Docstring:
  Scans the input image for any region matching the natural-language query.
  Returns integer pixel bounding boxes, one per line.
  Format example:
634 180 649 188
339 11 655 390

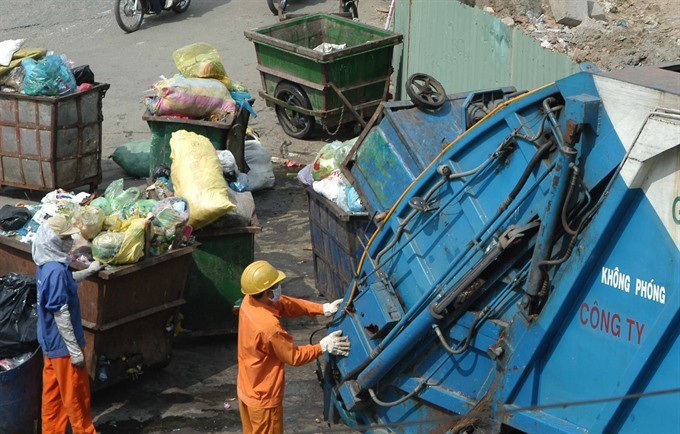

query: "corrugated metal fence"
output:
392 0 581 97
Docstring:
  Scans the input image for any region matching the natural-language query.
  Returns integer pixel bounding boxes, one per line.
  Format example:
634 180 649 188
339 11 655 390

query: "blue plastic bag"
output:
21 55 77 96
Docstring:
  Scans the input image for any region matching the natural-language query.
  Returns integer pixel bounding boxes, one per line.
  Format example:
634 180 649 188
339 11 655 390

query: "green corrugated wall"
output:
392 0 581 98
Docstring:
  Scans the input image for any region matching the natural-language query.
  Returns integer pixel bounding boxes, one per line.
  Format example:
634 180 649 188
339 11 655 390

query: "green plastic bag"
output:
111 140 151 178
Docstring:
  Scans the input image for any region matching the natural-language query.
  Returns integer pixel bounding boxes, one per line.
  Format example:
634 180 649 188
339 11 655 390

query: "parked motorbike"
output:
114 0 191 33
267 0 358 19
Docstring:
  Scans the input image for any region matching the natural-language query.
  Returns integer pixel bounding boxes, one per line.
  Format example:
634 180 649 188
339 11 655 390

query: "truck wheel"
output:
275 82 315 139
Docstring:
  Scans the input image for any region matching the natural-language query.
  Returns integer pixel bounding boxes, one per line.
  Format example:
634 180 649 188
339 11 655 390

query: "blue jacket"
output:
36 262 86 359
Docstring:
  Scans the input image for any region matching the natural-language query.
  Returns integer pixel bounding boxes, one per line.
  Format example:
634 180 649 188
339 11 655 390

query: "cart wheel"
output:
275 82 315 139
406 73 446 110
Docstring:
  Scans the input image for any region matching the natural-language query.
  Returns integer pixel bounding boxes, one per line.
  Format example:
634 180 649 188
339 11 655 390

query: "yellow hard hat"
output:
241 260 286 295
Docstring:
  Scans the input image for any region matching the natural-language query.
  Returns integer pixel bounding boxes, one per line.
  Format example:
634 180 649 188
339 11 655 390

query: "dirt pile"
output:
364 0 679 71
471 0 680 70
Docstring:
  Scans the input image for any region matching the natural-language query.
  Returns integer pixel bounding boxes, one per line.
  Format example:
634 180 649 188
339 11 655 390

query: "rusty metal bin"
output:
305 186 375 300
0 84 109 192
0 235 196 391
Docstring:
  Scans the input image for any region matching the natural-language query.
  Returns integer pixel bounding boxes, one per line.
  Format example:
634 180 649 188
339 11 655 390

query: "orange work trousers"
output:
42 354 96 434
239 399 284 434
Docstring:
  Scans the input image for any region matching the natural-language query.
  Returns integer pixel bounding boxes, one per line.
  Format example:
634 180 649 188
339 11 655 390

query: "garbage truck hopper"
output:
322 64 680 433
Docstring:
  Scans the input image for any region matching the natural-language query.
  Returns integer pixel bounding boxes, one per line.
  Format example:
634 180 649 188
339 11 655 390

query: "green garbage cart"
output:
182 221 262 335
244 13 402 139
143 103 252 176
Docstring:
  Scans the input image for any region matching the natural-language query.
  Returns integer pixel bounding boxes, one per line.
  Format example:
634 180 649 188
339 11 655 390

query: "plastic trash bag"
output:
229 172 249 192
105 179 141 213
145 76 236 119
244 139 275 191
346 185 364 212
312 141 343 181
311 138 357 181
110 218 146 265
296 164 314 187
111 140 151 178
313 171 348 210
216 149 238 177
0 38 24 67
0 273 37 359
172 42 232 89
92 231 125 263
0 204 32 231
73 205 105 240
91 196 113 216
93 218 146 265
21 54 77 96
150 197 189 256
128 199 158 219
170 130 236 229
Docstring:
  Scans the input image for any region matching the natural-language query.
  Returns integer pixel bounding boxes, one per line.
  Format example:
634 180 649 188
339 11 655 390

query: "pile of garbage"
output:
297 137 365 213
143 42 255 122
0 130 257 267
0 38 96 95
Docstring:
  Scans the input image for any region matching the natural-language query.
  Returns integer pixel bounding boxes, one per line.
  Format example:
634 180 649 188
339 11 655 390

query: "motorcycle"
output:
114 0 191 33
267 0 358 19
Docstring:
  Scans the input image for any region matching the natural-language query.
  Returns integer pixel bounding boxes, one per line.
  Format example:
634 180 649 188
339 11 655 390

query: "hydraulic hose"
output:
497 140 554 214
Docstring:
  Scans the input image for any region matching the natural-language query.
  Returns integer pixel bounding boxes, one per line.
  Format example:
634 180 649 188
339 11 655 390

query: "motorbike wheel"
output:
343 1 359 19
172 0 190 13
267 0 288 15
274 82 315 139
114 0 144 33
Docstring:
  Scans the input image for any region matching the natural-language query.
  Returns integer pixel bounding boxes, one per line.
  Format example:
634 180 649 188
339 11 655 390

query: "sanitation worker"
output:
32 214 103 434
237 260 350 434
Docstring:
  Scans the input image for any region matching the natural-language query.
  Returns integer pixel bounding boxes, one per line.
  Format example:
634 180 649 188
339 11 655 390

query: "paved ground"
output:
0 0 391 432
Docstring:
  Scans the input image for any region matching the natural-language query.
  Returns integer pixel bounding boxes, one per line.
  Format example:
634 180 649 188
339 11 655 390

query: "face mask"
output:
269 284 282 303
57 237 74 254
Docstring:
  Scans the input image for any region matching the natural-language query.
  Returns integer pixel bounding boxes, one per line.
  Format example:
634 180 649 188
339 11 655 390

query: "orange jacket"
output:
237 294 324 408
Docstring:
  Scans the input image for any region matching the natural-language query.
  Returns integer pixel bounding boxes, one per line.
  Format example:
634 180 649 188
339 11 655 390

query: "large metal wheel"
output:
406 73 446 110
114 0 144 33
274 82 315 139
172 0 190 13
267 0 288 15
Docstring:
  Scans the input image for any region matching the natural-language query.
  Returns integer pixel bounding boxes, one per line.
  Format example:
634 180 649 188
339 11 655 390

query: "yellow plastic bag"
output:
111 218 147 265
73 205 105 240
92 218 146 265
170 130 236 229
172 43 232 90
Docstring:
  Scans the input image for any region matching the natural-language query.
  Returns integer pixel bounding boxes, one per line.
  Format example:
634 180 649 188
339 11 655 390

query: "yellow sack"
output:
170 130 236 229
172 43 232 90
111 218 147 265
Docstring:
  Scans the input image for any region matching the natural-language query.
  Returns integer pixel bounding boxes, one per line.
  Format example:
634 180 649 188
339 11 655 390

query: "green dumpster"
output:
244 13 402 139
143 105 251 176
182 222 262 334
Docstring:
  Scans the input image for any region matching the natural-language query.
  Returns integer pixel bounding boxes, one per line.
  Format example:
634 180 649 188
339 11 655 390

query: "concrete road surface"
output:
1 0 391 432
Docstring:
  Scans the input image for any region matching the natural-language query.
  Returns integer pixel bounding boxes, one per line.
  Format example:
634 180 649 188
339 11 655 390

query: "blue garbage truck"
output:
322 64 680 433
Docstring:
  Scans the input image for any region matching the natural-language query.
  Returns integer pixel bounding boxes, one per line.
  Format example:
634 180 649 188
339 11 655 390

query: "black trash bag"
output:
0 204 32 231
71 65 95 85
0 273 38 359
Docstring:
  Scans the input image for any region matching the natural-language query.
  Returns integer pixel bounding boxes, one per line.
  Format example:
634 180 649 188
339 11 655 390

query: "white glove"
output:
73 260 103 282
319 330 350 356
323 298 343 317
53 305 85 368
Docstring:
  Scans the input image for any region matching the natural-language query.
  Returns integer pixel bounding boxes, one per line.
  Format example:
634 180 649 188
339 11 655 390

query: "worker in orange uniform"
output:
32 215 103 434
237 260 350 434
